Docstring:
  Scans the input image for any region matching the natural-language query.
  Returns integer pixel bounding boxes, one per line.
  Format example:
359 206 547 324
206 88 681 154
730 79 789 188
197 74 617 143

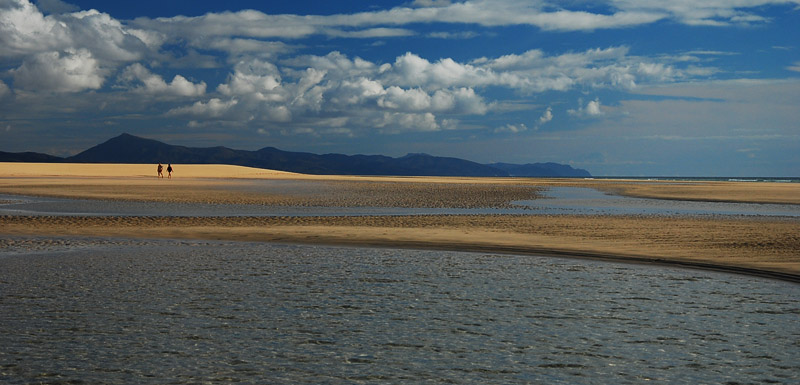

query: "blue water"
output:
516 187 800 217
0 239 798 384
591 176 800 183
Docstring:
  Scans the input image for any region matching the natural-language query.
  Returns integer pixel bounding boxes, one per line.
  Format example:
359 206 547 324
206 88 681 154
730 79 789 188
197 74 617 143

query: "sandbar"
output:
1 162 798 281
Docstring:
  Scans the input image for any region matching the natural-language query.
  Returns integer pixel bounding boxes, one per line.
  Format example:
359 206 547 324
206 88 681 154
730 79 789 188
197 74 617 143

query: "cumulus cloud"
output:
1 0 765 140
182 52 498 134
1 0 71 56
538 106 553 124
375 86 488 114
167 98 238 118
382 52 496 89
160 44 713 136
475 46 657 91
1 1 156 60
569 98 604 117
586 99 603 115
1 0 160 95
119 63 206 97
378 112 440 132
12 49 105 92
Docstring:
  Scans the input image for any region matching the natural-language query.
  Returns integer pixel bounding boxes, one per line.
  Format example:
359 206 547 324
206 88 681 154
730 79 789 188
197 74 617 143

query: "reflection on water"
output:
1 240 797 384
516 187 800 217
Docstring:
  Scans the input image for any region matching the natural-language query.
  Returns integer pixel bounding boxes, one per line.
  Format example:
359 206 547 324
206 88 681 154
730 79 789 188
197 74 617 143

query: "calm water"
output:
1 239 798 384
3 187 798 217
517 187 800 217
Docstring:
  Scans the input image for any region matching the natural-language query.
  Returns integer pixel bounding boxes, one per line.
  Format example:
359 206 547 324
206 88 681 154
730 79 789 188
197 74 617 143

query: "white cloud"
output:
378 87 431 111
0 1 156 61
586 99 603 116
0 0 161 95
168 98 238 118
119 63 206 97
65 10 155 62
0 0 71 56
217 59 284 98
609 0 797 26
158 45 718 137
136 0 752 42
569 98 604 117
476 46 700 92
382 52 495 89
787 61 800 73
374 86 488 114
495 123 529 134
538 106 553 124
12 49 105 92
378 112 440 132
495 105 552 134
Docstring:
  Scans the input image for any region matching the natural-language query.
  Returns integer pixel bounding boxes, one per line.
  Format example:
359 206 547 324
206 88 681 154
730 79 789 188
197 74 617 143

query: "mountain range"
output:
1 133 591 177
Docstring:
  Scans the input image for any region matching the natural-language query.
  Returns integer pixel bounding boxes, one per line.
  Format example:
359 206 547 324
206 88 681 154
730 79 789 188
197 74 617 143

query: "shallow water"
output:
1 240 797 384
3 186 798 218
516 187 800 217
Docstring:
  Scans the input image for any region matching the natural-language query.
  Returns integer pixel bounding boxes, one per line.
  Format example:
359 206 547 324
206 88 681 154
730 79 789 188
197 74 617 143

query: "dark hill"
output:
65 133 509 176
3 133 591 177
490 162 591 178
0 151 63 163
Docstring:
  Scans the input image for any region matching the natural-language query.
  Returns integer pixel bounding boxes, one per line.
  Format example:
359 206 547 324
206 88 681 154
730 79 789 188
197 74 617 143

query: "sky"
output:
1 0 799 176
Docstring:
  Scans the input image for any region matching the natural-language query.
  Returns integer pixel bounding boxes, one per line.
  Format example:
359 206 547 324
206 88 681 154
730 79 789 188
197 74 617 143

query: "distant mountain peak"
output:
1 134 591 177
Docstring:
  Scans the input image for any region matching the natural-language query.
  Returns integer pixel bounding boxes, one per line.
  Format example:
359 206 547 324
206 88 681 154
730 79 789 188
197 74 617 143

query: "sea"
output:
590 176 800 183
1 240 798 384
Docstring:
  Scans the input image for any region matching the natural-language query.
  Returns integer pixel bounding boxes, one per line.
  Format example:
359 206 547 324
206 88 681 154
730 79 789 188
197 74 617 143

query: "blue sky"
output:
1 0 798 176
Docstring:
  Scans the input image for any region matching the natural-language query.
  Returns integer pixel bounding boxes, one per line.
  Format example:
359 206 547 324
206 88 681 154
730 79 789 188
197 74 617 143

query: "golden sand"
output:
2 162 799 204
1 162 798 280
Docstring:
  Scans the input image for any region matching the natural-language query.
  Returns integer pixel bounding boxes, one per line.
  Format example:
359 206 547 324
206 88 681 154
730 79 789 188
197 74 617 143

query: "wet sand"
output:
1 163 798 280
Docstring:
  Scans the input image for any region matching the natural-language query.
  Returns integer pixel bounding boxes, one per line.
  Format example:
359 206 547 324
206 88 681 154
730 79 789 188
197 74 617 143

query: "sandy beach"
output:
1 162 798 280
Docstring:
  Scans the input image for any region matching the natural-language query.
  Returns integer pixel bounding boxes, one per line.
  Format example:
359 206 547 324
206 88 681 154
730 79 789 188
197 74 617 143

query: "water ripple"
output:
1 239 798 384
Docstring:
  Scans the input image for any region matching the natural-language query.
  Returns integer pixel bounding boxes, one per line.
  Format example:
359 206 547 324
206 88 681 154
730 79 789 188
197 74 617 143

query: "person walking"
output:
157 163 163 178
167 163 173 179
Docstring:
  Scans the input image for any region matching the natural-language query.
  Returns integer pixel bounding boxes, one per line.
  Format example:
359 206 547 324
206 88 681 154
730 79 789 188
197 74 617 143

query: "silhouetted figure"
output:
167 163 173 179
157 163 163 178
